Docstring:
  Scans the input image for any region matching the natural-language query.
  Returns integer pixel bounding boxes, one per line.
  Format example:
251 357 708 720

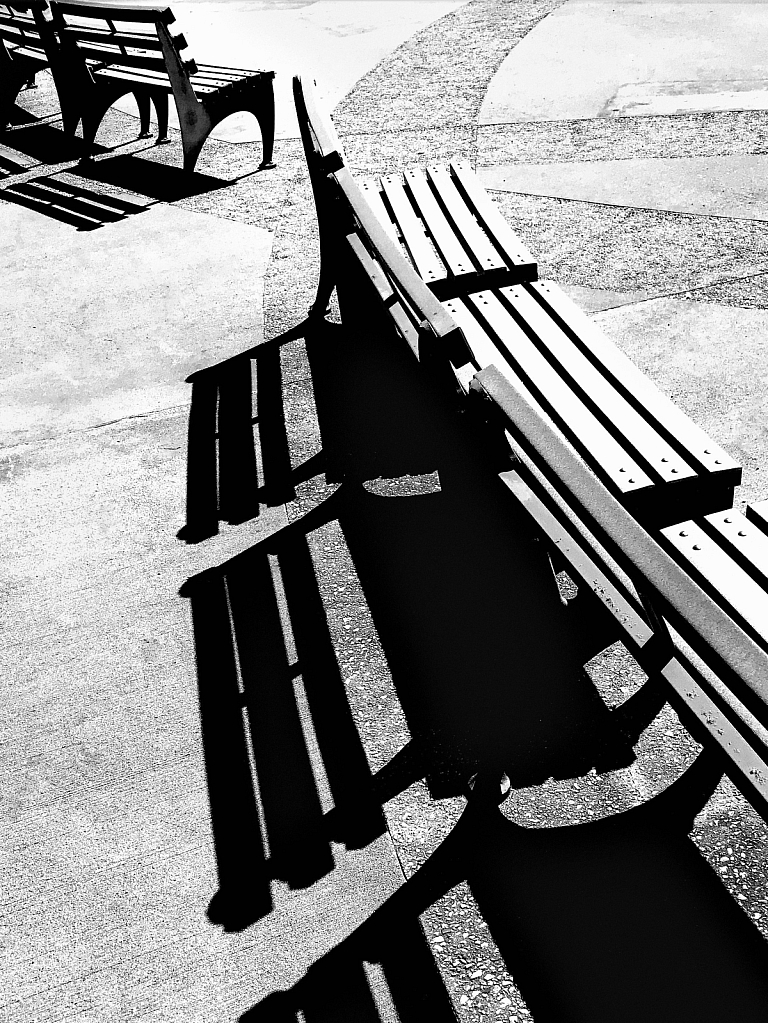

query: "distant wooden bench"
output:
47 0 275 172
293 75 741 531
0 0 52 128
469 363 768 824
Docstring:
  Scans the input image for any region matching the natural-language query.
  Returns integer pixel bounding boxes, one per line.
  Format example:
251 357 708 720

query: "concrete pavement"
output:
2 0 768 1019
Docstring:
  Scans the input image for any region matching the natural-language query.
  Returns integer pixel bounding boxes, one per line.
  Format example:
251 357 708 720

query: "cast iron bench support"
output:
49 0 275 172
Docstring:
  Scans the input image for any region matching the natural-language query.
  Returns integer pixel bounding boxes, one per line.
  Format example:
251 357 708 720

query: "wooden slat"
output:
661 520 768 649
4 43 46 60
529 280 742 489
359 178 400 247
701 509 768 588
380 173 445 286
196 62 271 78
91 64 171 88
501 284 697 488
449 159 538 277
747 500 768 537
58 24 165 49
0 10 36 29
427 163 506 273
0 21 41 45
51 1 175 25
403 165 474 280
72 43 172 72
468 290 656 504
443 297 505 377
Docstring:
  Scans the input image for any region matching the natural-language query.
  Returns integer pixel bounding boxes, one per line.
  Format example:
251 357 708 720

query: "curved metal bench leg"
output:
249 79 276 169
135 92 152 139
152 90 170 143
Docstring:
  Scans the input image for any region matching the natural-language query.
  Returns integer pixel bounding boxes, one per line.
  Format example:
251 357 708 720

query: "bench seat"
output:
358 161 538 301
445 279 741 528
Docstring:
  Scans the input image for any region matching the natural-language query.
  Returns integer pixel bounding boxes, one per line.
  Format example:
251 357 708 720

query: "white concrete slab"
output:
112 0 466 143
480 155 768 221
0 202 272 445
479 1 768 124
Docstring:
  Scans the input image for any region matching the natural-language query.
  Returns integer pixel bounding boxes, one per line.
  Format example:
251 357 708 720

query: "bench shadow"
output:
178 324 318 545
179 495 389 931
178 311 768 1014
0 169 151 229
242 752 768 1023
305 304 638 796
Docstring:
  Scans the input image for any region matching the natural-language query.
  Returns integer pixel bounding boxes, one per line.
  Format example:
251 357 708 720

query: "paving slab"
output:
480 154 768 220
0 202 272 445
0 410 407 1022
479 1 768 124
112 0 466 143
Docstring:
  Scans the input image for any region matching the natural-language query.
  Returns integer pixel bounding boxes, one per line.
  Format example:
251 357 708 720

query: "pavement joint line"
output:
483 187 768 225
593 267 768 311
0 404 191 452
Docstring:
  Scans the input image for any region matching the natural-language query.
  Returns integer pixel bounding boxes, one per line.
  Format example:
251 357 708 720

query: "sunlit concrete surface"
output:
113 0 467 143
0 202 272 444
479 1 768 125
480 154 768 220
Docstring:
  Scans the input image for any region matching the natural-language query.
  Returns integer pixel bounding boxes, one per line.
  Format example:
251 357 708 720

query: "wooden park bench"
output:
47 0 275 172
293 71 768 807
0 0 53 129
294 75 741 532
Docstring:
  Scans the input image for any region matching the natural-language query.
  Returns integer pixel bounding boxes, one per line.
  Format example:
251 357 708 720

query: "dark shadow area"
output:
305 282 638 796
0 118 82 164
180 494 388 931
179 325 314 544
1 115 226 202
179 299 768 1015
76 152 227 202
0 170 150 229
243 752 768 1023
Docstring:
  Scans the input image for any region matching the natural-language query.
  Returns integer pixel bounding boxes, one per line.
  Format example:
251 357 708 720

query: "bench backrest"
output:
48 1 197 91
293 74 471 371
0 1 52 59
